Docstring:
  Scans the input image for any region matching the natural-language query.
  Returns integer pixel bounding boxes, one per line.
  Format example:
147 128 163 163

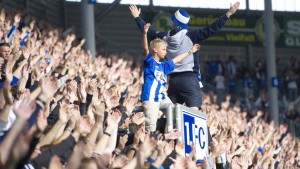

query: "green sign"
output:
150 11 299 48
283 17 300 47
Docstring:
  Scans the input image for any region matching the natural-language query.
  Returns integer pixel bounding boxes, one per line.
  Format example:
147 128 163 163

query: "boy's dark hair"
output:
0 43 10 48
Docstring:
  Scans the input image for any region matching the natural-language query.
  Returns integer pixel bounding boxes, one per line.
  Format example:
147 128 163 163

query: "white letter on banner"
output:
184 122 190 146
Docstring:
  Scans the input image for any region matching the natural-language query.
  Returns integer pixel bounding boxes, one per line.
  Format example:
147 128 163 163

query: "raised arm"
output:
0 61 14 122
129 5 167 41
142 23 150 58
187 2 240 43
226 2 240 18
0 97 36 166
94 110 120 155
173 44 200 64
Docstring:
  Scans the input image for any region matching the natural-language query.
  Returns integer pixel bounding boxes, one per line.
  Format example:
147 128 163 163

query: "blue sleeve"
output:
20 31 30 46
10 76 19 86
7 25 16 43
144 52 153 66
163 60 175 74
0 76 19 87
149 164 164 169
134 17 167 41
147 157 154 164
186 15 228 43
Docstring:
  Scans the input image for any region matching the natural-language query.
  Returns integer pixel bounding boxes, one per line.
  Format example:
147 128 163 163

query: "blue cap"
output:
258 146 264 154
171 9 190 29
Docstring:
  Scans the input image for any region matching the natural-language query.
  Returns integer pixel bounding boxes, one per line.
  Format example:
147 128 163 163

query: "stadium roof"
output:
66 0 300 12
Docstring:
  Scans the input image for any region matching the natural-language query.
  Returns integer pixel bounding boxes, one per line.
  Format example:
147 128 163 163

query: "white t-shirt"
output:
214 75 225 89
286 76 297 89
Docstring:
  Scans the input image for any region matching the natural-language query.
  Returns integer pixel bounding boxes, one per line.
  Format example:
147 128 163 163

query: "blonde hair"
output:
149 38 167 53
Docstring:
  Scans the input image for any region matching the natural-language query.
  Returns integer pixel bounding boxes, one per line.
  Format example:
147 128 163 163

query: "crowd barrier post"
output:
132 104 174 133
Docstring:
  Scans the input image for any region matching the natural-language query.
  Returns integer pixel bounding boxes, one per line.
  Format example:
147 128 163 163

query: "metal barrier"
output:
132 103 174 133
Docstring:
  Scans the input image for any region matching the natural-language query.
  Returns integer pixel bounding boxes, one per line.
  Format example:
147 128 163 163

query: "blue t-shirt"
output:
141 53 174 102
0 76 19 87
244 76 254 89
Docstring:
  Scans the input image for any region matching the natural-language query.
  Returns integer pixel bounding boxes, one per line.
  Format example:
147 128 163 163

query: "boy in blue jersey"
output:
141 23 200 132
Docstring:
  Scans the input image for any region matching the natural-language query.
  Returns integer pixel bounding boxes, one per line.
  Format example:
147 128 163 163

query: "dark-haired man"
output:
0 43 19 87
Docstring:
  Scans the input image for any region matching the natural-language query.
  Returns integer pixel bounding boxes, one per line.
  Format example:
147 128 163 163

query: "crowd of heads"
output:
0 6 299 169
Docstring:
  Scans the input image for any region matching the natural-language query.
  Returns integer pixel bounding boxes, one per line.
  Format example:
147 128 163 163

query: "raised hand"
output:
92 97 105 123
226 2 240 17
66 80 78 103
131 112 145 125
133 127 142 146
144 23 150 34
40 76 58 100
175 141 185 157
226 151 233 163
173 156 187 169
77 80 87 102
21 63 30 79
17 88 30 100
21 46 31 59
129 5 141 18
165 129 181 140
67 111 79 130
125 97 137 115
69 105 81 124
188 142 196 161
36 110 48 132
0 9 5 23
59 101 72 123
106 109 121 129
13 97 36 120
230 157 240 169
164 140 175 156
238 155 249 169
111 155 129 168
13 13 21 25
5 60 13 81
86 78 97 95
29 20 35 31
191 44 201 53
75 115 93 135
3 62 13 105
117 134 128 150
32 66 42 81
141 134 157 157
103 86 120 110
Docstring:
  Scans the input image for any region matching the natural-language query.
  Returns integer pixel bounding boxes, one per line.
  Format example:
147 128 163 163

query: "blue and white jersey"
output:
141 53 174 102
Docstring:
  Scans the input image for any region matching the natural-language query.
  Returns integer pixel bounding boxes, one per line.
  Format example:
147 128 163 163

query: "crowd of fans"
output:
0 7 299 169
202 55 300 124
